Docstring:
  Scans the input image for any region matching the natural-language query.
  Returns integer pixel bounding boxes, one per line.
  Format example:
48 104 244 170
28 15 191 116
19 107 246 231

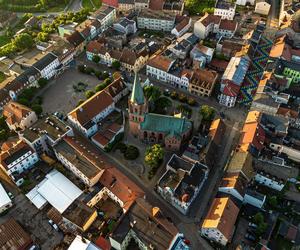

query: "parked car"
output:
245 233 256 241
48 220 59 231
248 222 257 229
8 192 14 199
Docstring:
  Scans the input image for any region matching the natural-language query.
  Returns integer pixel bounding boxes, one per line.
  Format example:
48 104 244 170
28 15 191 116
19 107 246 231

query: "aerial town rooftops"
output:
138 9 176 21
197 13 221 27
55 136 106 179
22 115 71 143
32 52 57 71
0 218 33 250
219 19 237 31
111 198 178 250
215 0 235 9
202 197 239 240
3 101 33 126
219 172 247 196
147 54 174 72
67 31 85 47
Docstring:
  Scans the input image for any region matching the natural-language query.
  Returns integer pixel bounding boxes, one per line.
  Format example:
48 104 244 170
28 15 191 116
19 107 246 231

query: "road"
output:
65 0 83 12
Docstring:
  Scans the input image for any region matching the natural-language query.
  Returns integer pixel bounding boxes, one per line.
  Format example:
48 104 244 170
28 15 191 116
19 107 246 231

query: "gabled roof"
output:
32 52 57 71
67 31 85 47
147 55 174 72
219 19 237 31
69 90 113 127
197 13 221 27
202 197 239 240
99 167 144 211
3 101 33 126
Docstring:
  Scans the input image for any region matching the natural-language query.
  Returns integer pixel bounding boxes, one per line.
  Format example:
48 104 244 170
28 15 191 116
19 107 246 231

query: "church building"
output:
128 74 192 151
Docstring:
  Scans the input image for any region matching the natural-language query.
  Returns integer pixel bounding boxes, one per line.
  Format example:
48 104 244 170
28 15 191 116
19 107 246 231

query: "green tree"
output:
95 83 107 92
145 144 164 168
13 33 34 50
154 96 172 114
31 104 43 116
144 85 161 102
36 32 49 42
85 90 95 99
112 60 121 70
124 145 139 160
92 55 100 64
254 212 264 225
38 78 48 88
0 129 8 141
199 105 215 121
268 196 278 208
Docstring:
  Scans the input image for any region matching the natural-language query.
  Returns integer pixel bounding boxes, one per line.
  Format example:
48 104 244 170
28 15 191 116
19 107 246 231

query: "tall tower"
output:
128 73 148 137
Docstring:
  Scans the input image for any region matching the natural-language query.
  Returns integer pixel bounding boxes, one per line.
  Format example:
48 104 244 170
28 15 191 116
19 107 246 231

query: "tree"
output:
85 67 94 75
92 55 100 64
268 196 278 208
104 78 112 85
0 129 8 141
13 33 34 50
38 78 48 88
144 85 161 102
199 105 215 121
78 65 86 73
85 90 95 99
36 32 49 42
112 60 121 70
170 91 178 99
178 93 187 103
124 145 139 160
254 212 264 225
187 98 196 106
95 83 107 92
31 104 43 116
145 144 164 168
154 97 172 114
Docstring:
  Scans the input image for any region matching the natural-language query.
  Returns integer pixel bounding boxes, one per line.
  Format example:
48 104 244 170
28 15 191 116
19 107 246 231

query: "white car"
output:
48 220 59 231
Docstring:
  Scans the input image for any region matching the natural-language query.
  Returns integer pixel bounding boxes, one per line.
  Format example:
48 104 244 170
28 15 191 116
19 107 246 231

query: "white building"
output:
20 115 73 155
201 197 239 246
255 171 285 191
89 5 117 30
243 189 266 209
137 9 176 31
214 0 236 20
157 154 209 215
26 169 82 213
54 137 105 187
193 13 237 39
171 16 192 38
68 235 100 250
3 101 38 131
113 17 137 35
0 183 12 213
68 91 114 137
32 53 59 80
0 140 39 186
255 0 271 16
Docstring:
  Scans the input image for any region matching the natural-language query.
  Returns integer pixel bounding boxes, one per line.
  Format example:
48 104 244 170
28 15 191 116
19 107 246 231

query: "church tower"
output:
128 73 148 137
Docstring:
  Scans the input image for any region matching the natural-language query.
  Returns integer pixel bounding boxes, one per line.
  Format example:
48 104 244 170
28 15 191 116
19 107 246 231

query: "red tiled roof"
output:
95 236 111 250
174 16 190 33
99 167 144 211
147 55 173 72
200 14 221 27
222 81 240 97
219 19 237 31
149 0 164 10
3 101 33 126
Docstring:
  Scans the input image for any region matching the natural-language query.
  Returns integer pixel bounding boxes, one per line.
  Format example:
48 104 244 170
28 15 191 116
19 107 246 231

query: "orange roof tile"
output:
99 167 144 211
147 55 174 72
3 101 33 126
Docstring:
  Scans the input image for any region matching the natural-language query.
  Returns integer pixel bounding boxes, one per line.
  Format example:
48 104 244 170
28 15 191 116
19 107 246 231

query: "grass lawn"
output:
82 0 102 10
0 35 11 47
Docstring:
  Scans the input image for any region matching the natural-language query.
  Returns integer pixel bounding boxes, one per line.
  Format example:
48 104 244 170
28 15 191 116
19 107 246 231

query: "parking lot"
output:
41 67 102 115
0 194 63 249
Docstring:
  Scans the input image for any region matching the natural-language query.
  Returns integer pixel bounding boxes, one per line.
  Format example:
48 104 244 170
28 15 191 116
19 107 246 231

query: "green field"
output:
0 35 11 47
82 0 102 10
0 0 69 12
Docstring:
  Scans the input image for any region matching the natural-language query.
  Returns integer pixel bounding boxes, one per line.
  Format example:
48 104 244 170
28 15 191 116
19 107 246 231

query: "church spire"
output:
130 72 145 105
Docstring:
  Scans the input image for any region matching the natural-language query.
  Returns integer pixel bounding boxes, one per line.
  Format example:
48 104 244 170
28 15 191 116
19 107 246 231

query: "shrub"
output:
187 98 196 106
92 55 100 63
95 71 102 79
77 99 84 107
124 145 139 160
95 83 107 92
102 72 109 79
178 94 187 103
31 104 43 115
112 60 121 70
170 91 178 99
115 142 127 153
38 78 48 88
85 90 95 99
85 66 95 75
78 65 86 73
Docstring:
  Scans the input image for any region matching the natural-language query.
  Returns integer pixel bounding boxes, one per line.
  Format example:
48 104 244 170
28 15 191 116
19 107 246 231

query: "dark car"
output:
245 233 256 241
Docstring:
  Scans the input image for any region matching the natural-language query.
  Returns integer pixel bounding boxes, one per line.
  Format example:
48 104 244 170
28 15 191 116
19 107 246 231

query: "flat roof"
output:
68 235 100 250
0 183 11 208
26 169 82 213
22 115 71 142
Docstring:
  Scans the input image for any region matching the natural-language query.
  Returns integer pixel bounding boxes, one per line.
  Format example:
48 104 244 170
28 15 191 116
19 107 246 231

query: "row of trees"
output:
0 0 69 12
145 144 164 179
17 78 48 115
144 85 172 114
185 0 215 15
0 33 34 57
